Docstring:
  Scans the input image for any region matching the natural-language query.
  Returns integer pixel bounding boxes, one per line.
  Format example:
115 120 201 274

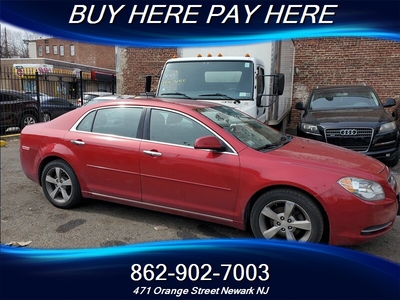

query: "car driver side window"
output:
149 109 214 147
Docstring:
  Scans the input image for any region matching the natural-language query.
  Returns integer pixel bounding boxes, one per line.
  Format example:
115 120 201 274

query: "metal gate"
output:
0 67 116 134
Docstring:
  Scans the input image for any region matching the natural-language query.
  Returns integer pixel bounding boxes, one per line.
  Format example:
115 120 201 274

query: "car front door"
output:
139 108 240 220
64 106 143 202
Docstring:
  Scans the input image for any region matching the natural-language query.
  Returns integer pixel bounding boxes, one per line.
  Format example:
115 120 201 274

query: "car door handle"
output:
70 139 85 146
143 150 162 157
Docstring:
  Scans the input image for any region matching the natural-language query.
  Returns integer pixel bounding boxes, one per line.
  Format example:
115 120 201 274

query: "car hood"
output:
269 136 386 175
303 108 393 125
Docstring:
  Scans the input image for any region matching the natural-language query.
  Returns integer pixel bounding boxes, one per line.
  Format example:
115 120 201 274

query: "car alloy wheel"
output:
250 189 324 243
41 160 82 208
20 113 37 129
43 113 51 122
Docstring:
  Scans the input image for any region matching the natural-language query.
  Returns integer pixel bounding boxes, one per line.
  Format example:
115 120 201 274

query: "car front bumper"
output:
298 128 400 161
320 184 398 246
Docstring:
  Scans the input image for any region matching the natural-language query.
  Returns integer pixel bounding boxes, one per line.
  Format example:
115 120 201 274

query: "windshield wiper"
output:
257 134 292 151
160 92 193 99
198 93 239 102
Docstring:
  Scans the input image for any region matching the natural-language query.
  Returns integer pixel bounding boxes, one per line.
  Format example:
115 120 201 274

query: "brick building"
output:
117 38 400 129
117 47 176 95
290 38 400 127
27 38 116 70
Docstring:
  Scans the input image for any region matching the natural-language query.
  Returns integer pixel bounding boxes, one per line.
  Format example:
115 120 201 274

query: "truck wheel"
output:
20 113 38 130
41 160 82 209
250 189 324 243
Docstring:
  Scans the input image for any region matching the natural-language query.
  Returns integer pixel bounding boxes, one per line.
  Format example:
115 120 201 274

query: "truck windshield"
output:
158 61 254 101
197 105 288 150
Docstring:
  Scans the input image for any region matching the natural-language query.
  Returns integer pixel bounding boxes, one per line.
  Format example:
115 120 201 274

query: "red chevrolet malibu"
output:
20 98 399 245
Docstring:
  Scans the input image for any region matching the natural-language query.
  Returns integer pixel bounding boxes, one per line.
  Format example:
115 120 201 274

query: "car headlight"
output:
379 121 397 133
301 123 320 135
338 177 385 201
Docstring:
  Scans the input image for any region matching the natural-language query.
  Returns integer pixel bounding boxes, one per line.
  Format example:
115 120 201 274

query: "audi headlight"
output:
338 177 385 201
379 121 397 133
301 123 320 135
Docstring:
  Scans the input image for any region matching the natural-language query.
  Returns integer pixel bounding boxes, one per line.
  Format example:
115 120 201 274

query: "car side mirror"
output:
194 136 224 151
383 98 396 108
295 102 305 110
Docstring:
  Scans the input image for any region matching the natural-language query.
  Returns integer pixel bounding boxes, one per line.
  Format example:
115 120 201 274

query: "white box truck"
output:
145 40 295 131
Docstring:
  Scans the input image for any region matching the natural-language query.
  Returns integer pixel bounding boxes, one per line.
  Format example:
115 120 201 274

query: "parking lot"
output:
1 136 399 264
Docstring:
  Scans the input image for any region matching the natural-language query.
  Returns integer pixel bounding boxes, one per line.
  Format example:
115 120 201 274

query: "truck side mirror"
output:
145 75 152 93
256 95 262 107
273 73 285 96
295 102 305 110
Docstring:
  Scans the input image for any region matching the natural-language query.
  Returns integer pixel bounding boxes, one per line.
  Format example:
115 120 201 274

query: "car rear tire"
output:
41 160 82 209
250 189 324 243
20 113 38 130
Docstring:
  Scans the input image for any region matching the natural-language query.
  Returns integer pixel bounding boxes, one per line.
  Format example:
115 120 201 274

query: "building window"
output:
60 45 64 56
53 45 58 55
70 45 75 56
38 46 43 56
45 45 50 54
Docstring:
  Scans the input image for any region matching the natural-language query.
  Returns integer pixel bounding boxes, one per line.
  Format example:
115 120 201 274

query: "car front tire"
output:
250 189 324 243
383 149 399 168
41 160 82 209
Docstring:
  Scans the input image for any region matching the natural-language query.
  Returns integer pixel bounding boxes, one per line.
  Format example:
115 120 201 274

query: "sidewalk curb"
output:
0 134 21 147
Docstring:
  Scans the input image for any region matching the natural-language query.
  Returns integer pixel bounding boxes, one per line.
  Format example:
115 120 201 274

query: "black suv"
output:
295 85 400 167
0 90 39 135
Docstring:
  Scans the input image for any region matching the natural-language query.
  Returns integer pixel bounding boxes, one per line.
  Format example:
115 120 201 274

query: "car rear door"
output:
64 106 144 202
139 108 240 220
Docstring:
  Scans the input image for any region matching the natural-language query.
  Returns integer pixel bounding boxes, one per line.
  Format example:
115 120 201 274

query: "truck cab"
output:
156 56 265 119
145 41 294 131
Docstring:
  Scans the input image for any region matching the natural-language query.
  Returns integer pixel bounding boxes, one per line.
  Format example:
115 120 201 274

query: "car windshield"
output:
309 87 380 110
197 105 289 150
158 61 254 101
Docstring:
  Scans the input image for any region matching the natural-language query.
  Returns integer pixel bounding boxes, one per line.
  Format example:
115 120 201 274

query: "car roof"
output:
91 95 122 100
86 97 219 111
1 89 29 95
83 92 113 96
35 97 225 132
0 89 37 98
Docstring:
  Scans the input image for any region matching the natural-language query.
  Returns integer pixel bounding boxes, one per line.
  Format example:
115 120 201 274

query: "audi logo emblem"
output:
340 129 358 136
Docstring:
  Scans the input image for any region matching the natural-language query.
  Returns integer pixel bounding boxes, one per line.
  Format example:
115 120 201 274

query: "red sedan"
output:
20 98 399 245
